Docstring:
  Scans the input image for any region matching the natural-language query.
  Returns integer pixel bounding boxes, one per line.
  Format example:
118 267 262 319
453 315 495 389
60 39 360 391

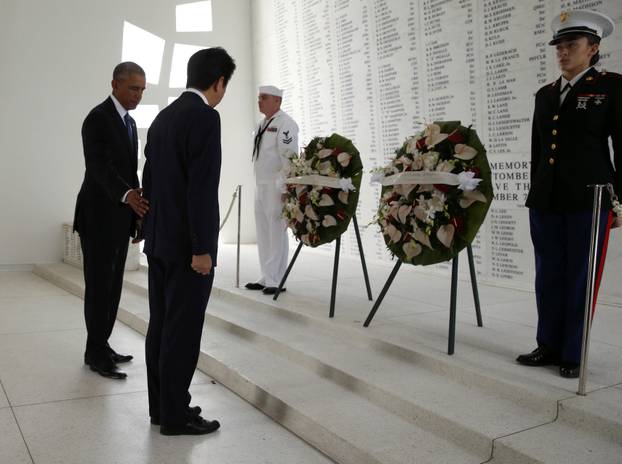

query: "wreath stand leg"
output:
363 260 403 327
353 215 373 301
273 241 303 301
329 237 341 318
467 245 483 327
448 244 483 355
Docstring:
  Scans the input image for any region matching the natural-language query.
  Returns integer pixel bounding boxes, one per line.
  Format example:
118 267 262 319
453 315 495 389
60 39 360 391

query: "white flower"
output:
397 184 416 198
454 144 477 160
403 240 422 260
384 224 402 243
301 234 311 245
412 155 424 170
405 136 419 155
338 191 349 204
305 204 319 220
414 227 433 249
414 205 428 221
424 124 448 147
317 148 334 159
422 151 440 171
436 224 455 248
318 161 333 175
337 152 352 167
318 194 334 206
459 189 487 208
398 204 412 223
322 215 337 227
457 171 482 191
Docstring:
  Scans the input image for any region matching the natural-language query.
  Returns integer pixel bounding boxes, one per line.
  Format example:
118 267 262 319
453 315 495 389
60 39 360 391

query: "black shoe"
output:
262 287 285 295
160 417 220 436
150 406 202 425
516 346 559 366
560 363 580 378
110 352 133 364
245 282 265 290
89 362 127 380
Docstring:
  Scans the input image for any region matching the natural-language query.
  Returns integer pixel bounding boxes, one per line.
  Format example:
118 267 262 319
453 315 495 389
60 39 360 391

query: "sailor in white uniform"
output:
246 85 299 295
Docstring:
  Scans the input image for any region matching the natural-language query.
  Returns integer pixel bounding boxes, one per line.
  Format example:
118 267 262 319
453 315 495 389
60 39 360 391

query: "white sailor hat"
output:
258 85 283 97
550 10 615 45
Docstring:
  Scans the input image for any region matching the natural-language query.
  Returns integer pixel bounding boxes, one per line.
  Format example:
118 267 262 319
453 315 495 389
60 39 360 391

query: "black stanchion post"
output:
273 241 303 301
466 245 483 327
448 254 459 355
329 238 341 318
364 260 402 327
352 215 373 301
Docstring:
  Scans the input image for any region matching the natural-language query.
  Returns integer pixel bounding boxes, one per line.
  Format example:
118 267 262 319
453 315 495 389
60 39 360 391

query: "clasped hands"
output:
127 188 149 217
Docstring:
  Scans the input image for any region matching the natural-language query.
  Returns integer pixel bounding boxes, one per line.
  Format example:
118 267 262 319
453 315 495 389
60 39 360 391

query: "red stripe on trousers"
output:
591 211 614 320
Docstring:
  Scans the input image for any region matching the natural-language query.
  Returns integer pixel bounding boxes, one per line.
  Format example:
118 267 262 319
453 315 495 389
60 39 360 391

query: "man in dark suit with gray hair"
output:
74 62 149 380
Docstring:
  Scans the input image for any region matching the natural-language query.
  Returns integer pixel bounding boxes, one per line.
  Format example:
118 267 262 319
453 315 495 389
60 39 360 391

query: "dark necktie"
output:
124 113 135 150
560 82 572 105
252 117 275 161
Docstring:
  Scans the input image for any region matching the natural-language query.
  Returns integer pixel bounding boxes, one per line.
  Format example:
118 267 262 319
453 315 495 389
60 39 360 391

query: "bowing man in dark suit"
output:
518 10 622 378
142 47 236 435
74 62 149 380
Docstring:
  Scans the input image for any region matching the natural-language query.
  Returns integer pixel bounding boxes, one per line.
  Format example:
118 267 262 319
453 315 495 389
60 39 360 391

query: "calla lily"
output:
317 148 333 159
459 189 487 208
337 152 352 167
322 215 337 227
403 240 422 260
398 204 412 223
318 194 334 206
436 224 455 248
388 204 399 220
384 224 402 243
306 221 315 232
424 124 448 147
414 206 428 221
295 185 306 196
414 227 433 249
454 144 477 160
398 184 416 198
305 204 319 220
338 190 349 204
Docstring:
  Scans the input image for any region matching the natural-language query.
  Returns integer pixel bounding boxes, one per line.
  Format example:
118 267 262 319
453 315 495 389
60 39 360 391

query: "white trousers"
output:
254 183 288 287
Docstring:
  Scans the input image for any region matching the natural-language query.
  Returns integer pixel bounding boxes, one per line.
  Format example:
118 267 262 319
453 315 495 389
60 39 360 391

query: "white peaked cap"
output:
258 85 283 97
550 10 615 45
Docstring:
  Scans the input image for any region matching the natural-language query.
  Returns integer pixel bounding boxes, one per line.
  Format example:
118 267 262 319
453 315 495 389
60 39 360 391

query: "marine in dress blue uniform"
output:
517 10 622 378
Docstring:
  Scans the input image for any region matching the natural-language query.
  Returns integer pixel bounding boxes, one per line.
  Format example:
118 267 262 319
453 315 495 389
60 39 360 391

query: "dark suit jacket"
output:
141 91 221 265
73 97 139 240
526 67 622 212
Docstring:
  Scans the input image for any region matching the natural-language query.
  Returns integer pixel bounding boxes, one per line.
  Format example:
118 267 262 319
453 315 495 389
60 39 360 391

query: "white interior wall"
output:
0 0 255 266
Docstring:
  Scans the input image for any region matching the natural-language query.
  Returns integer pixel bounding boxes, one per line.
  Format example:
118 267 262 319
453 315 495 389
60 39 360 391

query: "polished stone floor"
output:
0 271 334 464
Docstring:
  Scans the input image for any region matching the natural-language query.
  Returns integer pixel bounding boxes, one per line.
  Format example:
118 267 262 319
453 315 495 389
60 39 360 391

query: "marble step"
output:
33 263 622 464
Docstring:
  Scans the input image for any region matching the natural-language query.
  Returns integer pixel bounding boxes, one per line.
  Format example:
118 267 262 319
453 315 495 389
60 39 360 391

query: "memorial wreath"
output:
372 121 493 265
281 133 363 247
